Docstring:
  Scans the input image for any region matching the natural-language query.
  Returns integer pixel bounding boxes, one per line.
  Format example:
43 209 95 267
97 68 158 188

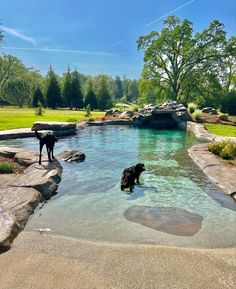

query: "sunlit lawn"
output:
204 123 236 137
0 107 105 130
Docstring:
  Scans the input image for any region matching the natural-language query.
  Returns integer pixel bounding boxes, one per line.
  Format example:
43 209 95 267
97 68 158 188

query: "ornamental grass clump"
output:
188 102 197 113
192 109 202 121
0 163 13 174
208 141 236 160
219 113 229 121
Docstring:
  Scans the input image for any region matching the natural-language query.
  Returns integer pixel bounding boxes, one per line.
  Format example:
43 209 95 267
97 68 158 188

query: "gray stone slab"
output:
0 174 18 187
188 143 236 195
0 147 62 249
0 128 34 140
32 121 76 131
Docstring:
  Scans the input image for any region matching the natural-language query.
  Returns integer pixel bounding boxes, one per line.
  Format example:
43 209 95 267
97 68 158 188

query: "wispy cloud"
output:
1 46 117 57
2 26 36 45
111 36 129 48
146 0 195 27
111 0 195 47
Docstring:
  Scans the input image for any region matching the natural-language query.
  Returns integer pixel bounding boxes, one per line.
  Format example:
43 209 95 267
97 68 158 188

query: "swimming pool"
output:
1 126 236 248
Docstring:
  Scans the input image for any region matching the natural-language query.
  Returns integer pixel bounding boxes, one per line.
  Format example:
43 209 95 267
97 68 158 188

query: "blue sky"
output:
0 0 235 78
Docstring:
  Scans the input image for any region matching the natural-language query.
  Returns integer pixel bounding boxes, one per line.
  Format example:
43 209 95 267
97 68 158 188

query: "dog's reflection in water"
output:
121 163 145 193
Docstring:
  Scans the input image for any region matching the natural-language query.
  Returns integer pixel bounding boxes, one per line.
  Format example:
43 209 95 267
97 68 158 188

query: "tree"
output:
127 79 139 102
2 78 30 107
0 24 3 42
62 68 72 108
0 54 27 90
71 70 84 109
84 77 97 110
45 66 61 109
137 16 228 101
114 75 123 99
32 87 45 108
96 75 112 110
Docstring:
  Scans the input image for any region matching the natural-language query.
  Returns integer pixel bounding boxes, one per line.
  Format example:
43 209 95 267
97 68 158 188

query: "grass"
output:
204 123 236 137
0 107 105 131
0 163 13 174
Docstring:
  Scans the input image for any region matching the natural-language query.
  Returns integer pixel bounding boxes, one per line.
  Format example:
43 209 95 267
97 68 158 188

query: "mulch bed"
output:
201 113 236 125
0 155 26 174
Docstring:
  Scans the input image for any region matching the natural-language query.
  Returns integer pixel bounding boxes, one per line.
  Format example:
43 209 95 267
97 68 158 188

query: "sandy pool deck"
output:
0 231 236 289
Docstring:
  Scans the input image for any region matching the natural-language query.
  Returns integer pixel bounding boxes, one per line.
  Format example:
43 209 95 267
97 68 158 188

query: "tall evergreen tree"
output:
114 75 123 99
97 75 112 110
84 78 97 110
71 70 84 109
62 68 72 108
45 65 61 109
32 87 45 107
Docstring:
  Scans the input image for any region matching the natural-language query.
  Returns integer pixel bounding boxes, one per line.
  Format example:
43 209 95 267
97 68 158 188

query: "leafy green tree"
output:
84 77 97 110
45 65 61 109
71 70 84 109
0 54 27 91
221 91 236 114
137 16 228 101
2 78 30 107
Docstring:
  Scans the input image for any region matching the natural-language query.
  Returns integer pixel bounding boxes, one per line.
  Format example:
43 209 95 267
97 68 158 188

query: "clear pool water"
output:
1 126 236 248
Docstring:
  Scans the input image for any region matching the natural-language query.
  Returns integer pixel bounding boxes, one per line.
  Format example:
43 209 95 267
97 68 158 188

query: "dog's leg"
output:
51 146 55 159
130 185 134 192
39 142 43 165
46 145 52 162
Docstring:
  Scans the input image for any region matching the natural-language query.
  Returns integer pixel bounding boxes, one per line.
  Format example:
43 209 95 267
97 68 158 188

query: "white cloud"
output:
2 26 36 45
146 0 195 27
1 46 117 57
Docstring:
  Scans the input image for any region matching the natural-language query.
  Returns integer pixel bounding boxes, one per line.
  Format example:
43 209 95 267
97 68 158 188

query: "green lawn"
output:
0 107 105 131
204 123 236 137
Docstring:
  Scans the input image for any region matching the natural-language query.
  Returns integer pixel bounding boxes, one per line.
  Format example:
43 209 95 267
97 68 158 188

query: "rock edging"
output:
187 121 236 143
187 130 236 199
0 147 62 251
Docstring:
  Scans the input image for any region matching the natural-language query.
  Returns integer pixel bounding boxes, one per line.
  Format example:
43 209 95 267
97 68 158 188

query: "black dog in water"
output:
121 163 145 192
35 130 58 165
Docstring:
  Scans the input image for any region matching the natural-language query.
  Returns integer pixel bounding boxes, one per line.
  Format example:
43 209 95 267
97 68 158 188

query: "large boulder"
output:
201 107 217 114
120 110 134 118
58 150 86 162
32 122 76 137
105 109 121 117
0 147 62 250
9 160 62 199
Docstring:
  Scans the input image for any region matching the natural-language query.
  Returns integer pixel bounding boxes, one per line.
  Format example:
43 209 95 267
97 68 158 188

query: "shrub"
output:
35 101 44 116
0 163 13 174
219 113 229 121
192 109 202 121
208 141 236 160
188 102 197 113
84 104 91 117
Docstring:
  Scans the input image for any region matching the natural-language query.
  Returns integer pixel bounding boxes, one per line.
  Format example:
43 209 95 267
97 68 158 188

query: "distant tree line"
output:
137 16 236 114
0 53 139 110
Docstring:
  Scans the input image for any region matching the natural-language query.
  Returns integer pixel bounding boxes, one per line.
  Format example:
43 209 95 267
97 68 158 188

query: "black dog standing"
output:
121 163 145 192
35 130 58 165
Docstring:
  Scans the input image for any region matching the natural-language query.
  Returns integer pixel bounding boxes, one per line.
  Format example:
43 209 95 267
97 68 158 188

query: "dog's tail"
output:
35 130 41 140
